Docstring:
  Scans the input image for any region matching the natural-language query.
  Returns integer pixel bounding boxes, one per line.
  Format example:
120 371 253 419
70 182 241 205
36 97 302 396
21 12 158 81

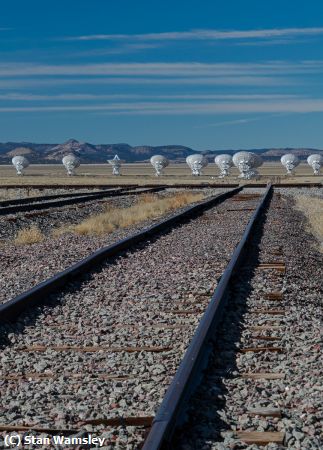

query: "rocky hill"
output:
0 139 322 163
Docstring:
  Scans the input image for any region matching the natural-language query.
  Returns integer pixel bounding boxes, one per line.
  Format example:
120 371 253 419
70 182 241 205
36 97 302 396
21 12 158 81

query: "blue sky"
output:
1 0 323 150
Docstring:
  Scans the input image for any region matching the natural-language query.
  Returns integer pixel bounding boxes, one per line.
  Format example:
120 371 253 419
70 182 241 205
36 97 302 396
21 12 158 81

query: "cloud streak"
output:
0 60 322 78
67 27 323 42
195 113 288 128
1 98 323 115
0 93 299 101
0 76 289 88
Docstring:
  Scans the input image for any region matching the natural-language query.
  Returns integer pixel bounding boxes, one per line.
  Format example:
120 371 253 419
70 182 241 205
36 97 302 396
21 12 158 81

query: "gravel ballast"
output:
0 189 227 305
173 191 322 449
0 192 263 449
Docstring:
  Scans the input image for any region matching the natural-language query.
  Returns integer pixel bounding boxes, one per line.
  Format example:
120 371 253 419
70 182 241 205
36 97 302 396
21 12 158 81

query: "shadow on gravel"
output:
171 208 269 449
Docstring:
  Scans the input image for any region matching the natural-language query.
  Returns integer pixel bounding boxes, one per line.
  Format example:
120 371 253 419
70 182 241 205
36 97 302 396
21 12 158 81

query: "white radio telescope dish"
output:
307 154 323 175
150 155 169 176
232 151 260 179
186 154 208 176
62 154 80 176
281 153 300 175
12 156 29 176
214 154 233 178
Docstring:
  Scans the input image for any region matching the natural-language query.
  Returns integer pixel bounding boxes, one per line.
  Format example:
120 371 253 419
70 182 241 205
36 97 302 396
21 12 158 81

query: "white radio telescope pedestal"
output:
108 154 123 176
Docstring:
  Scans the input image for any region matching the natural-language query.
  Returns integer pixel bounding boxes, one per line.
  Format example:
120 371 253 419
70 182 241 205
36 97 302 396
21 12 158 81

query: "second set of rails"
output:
0 186 167 216
0 185 321 449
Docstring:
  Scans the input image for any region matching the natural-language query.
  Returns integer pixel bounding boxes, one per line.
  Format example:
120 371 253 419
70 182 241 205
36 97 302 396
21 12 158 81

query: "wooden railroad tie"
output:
234 431 285 445
0 373 132 382
231 195 261 201
78 416 153 427
250 335 281 341
0 425 78 434
264 292 284 301
113 323 191 330
47 323 192 331
0 417 153 434
241 372 285 380
226 208 256 211
164 310 204 315
249 325 283 331
257 262 286 273
272 250 284 256
246 407 282 418
19 345 171 353
249 309 285 315
240 347 284 353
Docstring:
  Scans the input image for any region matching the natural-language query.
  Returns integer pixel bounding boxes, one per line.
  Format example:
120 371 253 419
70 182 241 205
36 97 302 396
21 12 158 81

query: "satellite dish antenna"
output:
186 154 208 176
12 156 29 176
281 153 300 175
107 154 124 175
150 155 169 176
307 154 323 175
232 151 260 179
62 154 80 176
214 154 233 178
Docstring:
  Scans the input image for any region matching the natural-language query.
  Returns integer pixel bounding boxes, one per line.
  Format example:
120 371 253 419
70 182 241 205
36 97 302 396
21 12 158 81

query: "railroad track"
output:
0 185 320 449
0 188 257 443
0 188 125 207
0 182 321 190
144 187 322 449
0 186 166 217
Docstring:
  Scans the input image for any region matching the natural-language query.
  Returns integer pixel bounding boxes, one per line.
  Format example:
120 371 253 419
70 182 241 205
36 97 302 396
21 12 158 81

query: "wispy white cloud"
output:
195 113 288 128
233 38 311 47
72 42 161 57
97 99 323 115
0 93 299 101
0 61 321 77
0 76 289 88
67 27 323 42
202 117 262 127
2 98 323 114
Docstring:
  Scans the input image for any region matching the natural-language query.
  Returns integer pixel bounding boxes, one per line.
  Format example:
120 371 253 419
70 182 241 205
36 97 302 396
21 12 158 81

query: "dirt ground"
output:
0 163 321 186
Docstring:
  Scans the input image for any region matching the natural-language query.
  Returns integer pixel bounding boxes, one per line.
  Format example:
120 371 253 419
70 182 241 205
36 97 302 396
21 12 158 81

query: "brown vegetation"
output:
55 192 205 236
14 226 44 245
294 195 323 252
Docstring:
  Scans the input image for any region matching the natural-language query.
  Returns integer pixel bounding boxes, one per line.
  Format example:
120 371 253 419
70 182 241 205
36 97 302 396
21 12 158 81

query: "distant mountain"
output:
0 139 322 163
0 140 195 163
44 139 98 161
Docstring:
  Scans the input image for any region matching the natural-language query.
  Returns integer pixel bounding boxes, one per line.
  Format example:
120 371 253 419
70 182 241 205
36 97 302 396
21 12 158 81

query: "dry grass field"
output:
14 225 44 245
294 195 323 252
54 192 205 237
13 192 205 244
0 163 321 187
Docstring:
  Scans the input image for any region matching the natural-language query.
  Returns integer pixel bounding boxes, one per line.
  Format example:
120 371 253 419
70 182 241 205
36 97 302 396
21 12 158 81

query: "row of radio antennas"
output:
11 152 323 177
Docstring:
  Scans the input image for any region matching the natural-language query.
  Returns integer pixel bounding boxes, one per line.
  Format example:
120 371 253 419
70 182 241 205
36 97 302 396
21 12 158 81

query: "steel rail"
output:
0 184 140 190
143 183 273 450
0 188 123 207
0 187 242 323
0 187 167 216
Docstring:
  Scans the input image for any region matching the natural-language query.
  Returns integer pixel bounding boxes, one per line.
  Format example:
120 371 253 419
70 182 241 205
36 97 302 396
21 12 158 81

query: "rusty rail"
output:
143 184 273 450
